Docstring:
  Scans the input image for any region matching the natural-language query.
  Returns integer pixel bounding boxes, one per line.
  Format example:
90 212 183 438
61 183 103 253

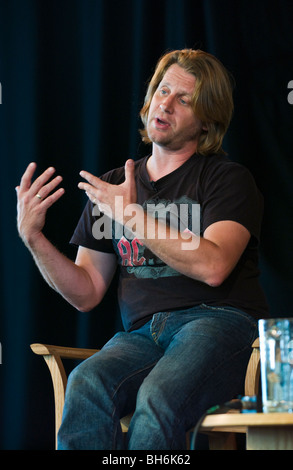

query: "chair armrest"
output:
244 338 260 396
30 343 99 448
252 338 259 348
30 343 99 360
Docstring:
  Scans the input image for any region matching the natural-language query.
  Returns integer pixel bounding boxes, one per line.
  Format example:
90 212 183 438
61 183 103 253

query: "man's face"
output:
147 64 204 152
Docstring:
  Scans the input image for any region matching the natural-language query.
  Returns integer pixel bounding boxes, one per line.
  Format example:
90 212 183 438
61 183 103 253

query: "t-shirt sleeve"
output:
70 200 115 254
201 162 263 245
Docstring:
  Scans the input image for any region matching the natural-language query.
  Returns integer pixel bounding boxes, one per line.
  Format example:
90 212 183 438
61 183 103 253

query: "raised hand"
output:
16 162 65 246
78 159 137 223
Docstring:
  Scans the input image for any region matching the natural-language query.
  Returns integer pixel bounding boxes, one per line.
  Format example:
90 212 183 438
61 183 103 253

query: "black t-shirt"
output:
71 154 269 331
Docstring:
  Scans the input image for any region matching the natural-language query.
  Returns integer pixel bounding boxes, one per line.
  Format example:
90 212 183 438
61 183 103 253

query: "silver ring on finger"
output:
36 193 43 200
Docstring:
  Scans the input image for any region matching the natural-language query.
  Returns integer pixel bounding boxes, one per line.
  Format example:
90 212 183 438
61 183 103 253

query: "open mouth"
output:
155 117 170 128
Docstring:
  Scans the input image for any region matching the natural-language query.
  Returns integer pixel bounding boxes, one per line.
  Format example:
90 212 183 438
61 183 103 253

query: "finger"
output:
78 183 105 210
124 159 135 183
18 162 37 192
124 159 137 202
35 175 63 201
85 191 98 205
79 170 104 189
30 166 56 196
78 181 100 198
39 187 65 209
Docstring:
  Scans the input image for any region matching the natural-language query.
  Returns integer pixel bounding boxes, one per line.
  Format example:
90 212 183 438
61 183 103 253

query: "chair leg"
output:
42 354 67 449
208 432 238 450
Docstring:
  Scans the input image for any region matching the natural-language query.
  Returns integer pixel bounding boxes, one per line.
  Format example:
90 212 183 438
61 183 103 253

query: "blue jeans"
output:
57 304 258 450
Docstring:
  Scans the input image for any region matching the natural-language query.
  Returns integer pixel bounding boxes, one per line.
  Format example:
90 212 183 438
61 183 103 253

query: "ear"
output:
202 123 208 132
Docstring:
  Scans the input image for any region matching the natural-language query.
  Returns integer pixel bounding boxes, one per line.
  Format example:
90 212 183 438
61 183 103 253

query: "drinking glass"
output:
259 318 293 412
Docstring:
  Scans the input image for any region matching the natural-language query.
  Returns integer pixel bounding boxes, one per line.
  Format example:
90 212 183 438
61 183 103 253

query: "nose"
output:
160 95 174 114
160 102 172 114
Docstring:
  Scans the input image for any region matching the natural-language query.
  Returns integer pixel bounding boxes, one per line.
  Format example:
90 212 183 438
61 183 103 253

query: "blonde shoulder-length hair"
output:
140 49 234 156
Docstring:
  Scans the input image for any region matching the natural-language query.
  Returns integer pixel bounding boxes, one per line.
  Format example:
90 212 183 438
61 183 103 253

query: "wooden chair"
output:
30 338 260 450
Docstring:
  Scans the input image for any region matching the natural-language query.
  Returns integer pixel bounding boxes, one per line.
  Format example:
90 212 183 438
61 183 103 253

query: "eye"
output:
179 97 189 105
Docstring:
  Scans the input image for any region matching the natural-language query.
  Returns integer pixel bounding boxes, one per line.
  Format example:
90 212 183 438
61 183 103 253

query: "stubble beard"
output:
147 119 199 152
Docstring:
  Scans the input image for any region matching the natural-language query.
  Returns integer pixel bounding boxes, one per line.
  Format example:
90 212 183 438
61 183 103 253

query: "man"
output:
16 49 268 449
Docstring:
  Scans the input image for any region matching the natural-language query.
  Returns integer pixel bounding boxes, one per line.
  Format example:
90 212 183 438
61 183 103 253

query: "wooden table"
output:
200 412 293 450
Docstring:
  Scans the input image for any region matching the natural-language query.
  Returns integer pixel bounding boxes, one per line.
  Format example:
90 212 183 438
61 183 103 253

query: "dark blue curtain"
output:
1 0 293 449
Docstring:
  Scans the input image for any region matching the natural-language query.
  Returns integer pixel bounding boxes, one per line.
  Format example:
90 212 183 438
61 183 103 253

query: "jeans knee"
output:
136 378 170 416
66 357 104 400
128 379 186 450
67 362 84 387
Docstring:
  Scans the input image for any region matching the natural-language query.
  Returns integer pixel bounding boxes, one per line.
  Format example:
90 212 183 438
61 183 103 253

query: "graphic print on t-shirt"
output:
113 195 200 279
